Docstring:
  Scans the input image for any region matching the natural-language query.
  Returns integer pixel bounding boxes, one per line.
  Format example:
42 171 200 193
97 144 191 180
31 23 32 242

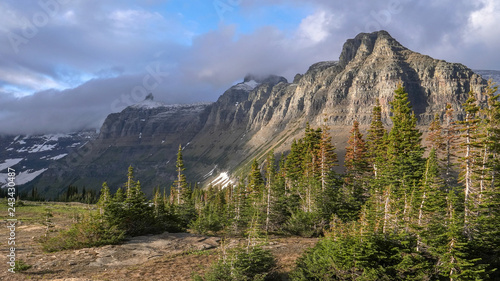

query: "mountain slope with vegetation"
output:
25 30 487 200
30 81 500 280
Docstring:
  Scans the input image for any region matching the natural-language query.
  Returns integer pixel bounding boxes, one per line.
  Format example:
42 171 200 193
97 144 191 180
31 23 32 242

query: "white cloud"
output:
0 67 68 95
467 0 500 48
297 10 337 44
109 9 164 29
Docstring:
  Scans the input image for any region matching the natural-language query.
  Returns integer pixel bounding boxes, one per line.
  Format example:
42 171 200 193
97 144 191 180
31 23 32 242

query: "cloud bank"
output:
0 0 498 134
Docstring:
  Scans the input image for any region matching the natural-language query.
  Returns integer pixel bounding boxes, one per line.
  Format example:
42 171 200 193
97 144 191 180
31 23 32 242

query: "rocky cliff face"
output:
26 97 210 198
27 31 488 197
184 30 486 181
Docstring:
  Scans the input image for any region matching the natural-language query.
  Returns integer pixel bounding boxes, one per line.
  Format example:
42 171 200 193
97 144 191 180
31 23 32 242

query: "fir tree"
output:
426 113 444 151
248 158 264 197
172 144 189 205
443 104 460 188
318 119 338 191
457 91 482 239
345 120 370 182
366 98 387 179
386 85 425 187
126 165 135 198
97 182 111 215
264 151 277 233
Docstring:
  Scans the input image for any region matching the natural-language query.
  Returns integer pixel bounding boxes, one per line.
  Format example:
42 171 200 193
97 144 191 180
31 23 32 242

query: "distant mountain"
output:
0 131 97 189
473 70 500 84
24 30 491 198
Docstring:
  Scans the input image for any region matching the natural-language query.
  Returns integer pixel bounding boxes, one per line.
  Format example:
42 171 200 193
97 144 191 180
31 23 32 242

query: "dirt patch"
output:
0 218 318 281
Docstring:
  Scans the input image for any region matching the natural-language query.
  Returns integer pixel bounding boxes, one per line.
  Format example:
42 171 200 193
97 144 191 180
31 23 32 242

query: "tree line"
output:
40 82 499 280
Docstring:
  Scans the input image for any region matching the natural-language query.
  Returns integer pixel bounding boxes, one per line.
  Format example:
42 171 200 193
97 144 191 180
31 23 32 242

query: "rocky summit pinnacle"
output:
27 31 488 198
145 93 154 100
339 30 405 67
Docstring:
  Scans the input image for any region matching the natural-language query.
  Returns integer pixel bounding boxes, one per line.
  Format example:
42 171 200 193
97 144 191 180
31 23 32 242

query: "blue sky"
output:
0 0 499 134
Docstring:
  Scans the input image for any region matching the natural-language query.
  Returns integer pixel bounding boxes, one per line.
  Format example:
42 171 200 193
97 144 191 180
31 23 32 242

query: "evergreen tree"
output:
457 91 482 239
97 182 111 215
439 190 486 280
366 98 387 179
426 113 444 151
114 187 125 202
345 120 370 184
264 151 277 233
248 158 264 197
443 104 460 188
386 85 425 187
318 119 337 191
339 120 370 221
473 81 500 278
126 165 135 198
172 144 189 205
417 148 446 252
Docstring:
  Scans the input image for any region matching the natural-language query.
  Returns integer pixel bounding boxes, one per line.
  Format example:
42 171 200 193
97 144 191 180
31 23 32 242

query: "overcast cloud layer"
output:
0 0 499 135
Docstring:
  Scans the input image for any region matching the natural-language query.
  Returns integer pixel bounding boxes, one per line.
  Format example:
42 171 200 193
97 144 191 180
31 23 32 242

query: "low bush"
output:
282 210 323 237
193 246 276 281
40 214 125 252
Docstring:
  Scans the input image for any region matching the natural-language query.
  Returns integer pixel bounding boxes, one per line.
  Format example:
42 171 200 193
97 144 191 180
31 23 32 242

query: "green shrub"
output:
290 234 437 281
194 246 276 281
282 210 323 237
40 214 125 252
189 211 223 235
14 260 32 272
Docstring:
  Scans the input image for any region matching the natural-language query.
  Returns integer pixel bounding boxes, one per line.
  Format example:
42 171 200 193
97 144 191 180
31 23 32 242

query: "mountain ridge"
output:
22 30 490 198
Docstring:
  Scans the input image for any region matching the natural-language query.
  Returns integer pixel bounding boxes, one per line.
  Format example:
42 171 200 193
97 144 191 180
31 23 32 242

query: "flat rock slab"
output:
88 232 220 267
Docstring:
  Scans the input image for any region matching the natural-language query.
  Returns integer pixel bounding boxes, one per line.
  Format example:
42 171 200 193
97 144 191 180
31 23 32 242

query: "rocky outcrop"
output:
27 31 489 197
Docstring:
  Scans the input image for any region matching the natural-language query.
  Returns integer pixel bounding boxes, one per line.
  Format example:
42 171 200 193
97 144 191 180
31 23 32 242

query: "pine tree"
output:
339 120 370 221
417 148 446 252
439 190 486 280
126 165 135 199
171 144 189 206
345 120 369 182
426 113 444 151
457 91 482 239
474 81 500 278
97 182 111 215
386 85 425 188
366 98 387 179
114 187 125 202
318 119 338 191
248 158 264 197
443 104 460 188
264 151 277 232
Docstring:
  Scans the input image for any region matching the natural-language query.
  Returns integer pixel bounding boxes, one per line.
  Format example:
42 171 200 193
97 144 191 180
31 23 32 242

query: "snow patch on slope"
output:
0 158 24 171
18 143 57 153
210 172 233 188
203 165 218 179
47 154 68 160
0 168 47 187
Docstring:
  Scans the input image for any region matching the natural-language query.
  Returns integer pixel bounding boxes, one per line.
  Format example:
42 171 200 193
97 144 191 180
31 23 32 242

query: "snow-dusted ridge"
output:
232 80 260 91
0 130 98 188
128 93 212 110
129 98 168 109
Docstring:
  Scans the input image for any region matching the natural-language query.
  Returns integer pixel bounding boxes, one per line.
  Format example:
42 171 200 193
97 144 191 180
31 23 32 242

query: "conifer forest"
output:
42 83 500 280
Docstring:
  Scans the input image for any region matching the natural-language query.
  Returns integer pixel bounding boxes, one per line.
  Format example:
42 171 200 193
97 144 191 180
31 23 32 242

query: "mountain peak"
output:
339 30 405 67
129 94 166 109
243 74 288 85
